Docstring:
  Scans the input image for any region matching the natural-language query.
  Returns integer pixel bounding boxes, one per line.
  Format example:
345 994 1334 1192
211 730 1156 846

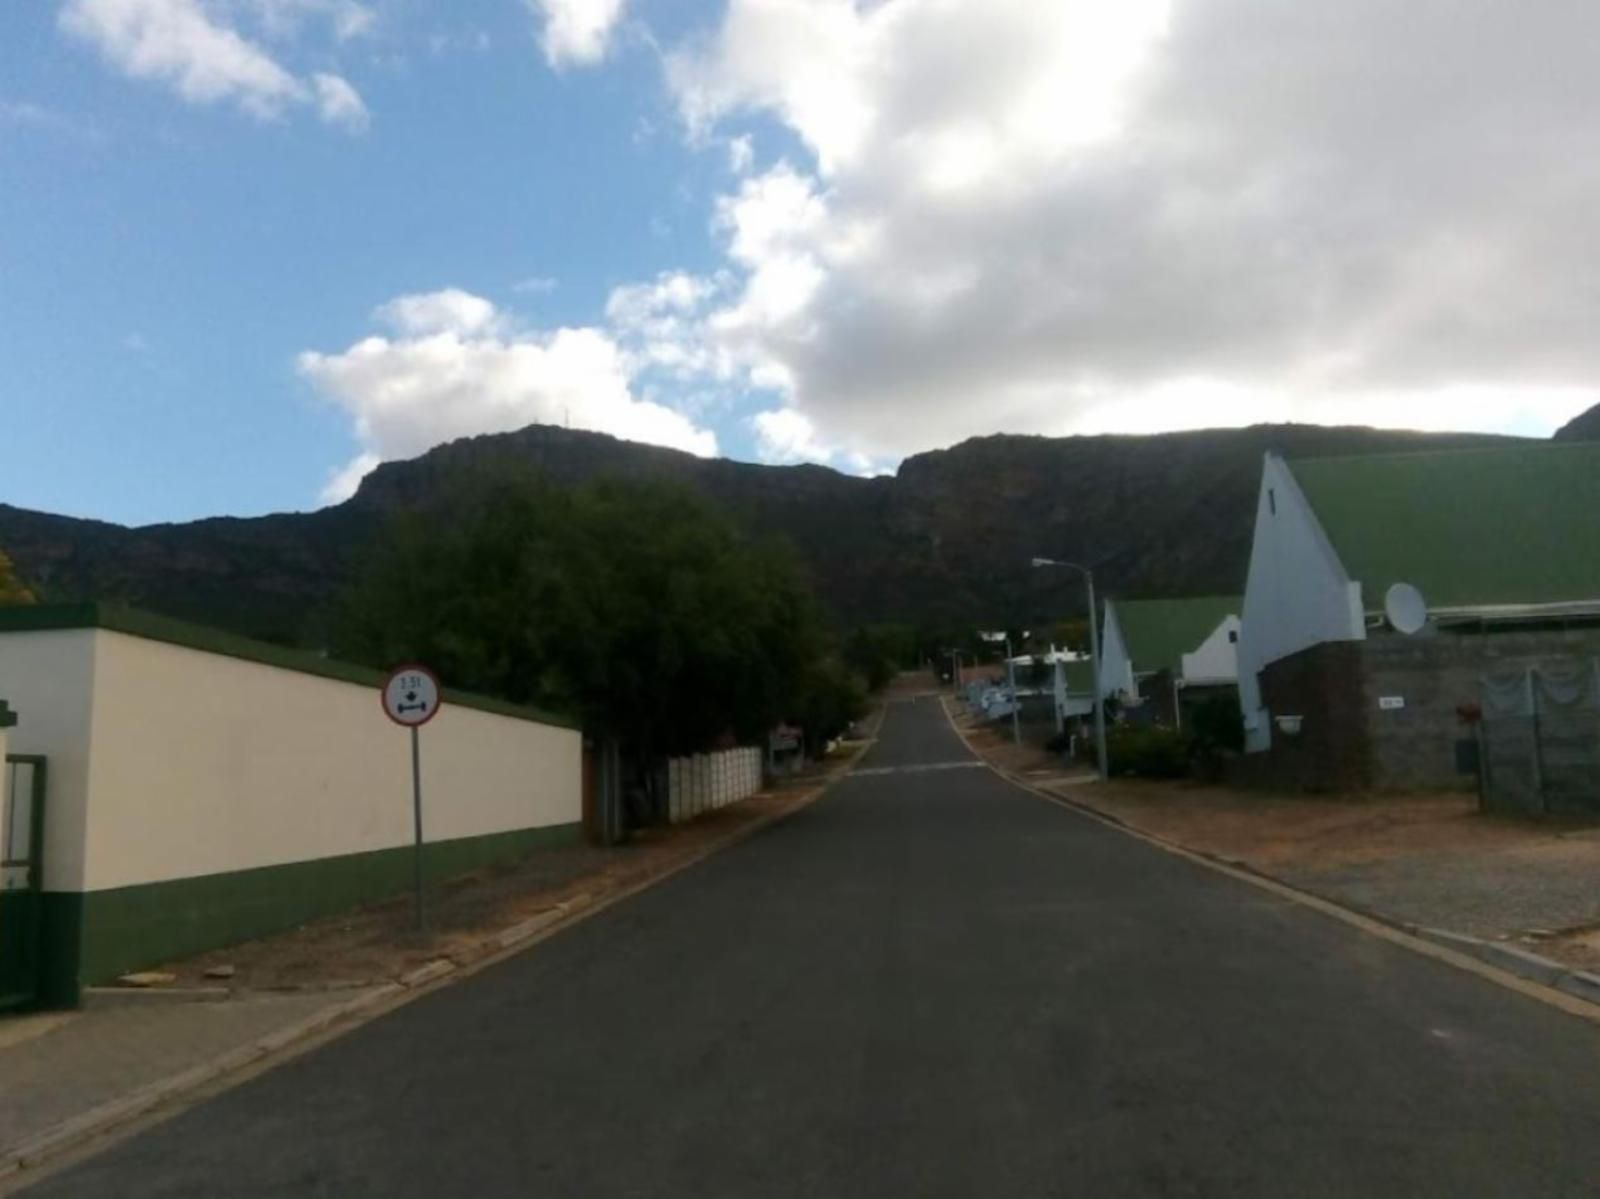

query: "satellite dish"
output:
1384 582 1429 635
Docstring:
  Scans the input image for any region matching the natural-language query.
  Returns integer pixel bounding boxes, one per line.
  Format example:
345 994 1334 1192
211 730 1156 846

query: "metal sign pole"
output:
411 724 425 933
381 664 440 938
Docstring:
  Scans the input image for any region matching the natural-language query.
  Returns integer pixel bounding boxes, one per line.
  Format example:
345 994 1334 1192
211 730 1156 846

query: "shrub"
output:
1106 725 1190 779
1185 692 1244 781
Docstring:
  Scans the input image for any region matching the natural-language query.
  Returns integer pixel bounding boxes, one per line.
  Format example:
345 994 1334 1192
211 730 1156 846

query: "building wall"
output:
1360 626 1600 792
0 619 581 1001
1238 455 1366 752
1236 625 1600 794
1182 616 1241 685
1237 641 1369 791
1099 605 1136 700
81 630 579 891
0 630 98 890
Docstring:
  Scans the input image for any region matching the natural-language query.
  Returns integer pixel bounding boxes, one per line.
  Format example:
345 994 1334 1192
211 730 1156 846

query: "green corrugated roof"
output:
1113 596 1240 675
1059 659 1096 694
1290 442 1600 611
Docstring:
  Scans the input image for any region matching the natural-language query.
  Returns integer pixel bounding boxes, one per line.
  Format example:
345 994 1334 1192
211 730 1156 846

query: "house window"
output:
1268 488 1277 515
1228 630 1239 644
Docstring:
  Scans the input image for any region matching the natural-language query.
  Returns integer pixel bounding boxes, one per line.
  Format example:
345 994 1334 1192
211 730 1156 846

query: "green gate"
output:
0 754 47 1012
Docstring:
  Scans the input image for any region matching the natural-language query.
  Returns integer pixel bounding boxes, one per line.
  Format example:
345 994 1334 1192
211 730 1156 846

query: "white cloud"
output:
531 0 627 69
247 0 375 42
303 289 718 505
60 0 369 130
319 450 380 504
727 134 753 174
375 288 500 337
652 0 1600 461
312 72 367 131
605 271 729 377
751 407 831 464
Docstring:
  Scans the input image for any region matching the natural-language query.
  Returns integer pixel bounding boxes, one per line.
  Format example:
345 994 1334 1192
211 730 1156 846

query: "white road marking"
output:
850 761 987 777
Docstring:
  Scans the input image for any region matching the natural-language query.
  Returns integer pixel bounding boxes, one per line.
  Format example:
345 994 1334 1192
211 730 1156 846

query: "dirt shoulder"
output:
950 699 1600 965
148 738 872 995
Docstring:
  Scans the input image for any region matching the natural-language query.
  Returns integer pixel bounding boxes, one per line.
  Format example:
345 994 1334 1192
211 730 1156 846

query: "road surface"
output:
24 697 1600 1196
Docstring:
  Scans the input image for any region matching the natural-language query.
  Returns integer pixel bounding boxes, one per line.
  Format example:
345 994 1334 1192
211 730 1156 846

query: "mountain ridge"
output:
0 417 1580 645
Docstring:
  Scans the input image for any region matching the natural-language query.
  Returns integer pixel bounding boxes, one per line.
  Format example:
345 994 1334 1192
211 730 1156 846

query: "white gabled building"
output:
1236 453 1367 753
1097 596 1243 724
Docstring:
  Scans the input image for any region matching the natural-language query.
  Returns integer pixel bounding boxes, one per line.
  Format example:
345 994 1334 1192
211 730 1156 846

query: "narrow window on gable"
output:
1229 630 1239 644
1268 488 1277 515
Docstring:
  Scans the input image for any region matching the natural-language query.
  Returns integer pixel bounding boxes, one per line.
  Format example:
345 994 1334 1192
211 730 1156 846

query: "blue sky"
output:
2 0 744 523
5 1 1600 527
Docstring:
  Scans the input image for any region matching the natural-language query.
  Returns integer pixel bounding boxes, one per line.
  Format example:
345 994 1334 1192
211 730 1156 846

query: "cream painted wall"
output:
80 630 580 892
0 630 98 890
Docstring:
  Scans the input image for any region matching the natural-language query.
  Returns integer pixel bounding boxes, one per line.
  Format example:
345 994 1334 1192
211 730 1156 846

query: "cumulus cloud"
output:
301 289 718 503
375 287 500 337
751 407 831 465
60 0 369 130
657 0 1600 460
531 0 627 69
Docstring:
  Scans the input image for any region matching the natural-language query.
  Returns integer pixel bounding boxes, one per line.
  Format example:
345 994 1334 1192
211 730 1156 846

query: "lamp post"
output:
1030 557 1108 781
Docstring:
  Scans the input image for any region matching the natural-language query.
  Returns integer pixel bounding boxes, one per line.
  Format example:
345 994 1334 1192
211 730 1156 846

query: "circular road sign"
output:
382 665 442 727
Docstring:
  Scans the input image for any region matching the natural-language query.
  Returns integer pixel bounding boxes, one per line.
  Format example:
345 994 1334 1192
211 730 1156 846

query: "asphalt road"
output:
25 697 1600 1197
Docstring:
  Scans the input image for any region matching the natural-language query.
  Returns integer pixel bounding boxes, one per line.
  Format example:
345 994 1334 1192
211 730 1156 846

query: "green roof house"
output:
1099 596 1243 701
1237 442 1600 790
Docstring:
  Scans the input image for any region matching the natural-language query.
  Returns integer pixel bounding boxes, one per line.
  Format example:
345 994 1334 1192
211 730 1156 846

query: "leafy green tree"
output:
841 623 917 692
0 548 36 606
791 657 869 755
333 473 828 765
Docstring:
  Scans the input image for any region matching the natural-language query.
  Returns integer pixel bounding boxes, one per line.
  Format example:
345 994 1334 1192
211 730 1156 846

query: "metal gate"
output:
0 755 47 1011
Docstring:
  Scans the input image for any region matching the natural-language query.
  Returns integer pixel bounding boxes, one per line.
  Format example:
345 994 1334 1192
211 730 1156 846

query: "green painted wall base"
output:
35 823 581 1007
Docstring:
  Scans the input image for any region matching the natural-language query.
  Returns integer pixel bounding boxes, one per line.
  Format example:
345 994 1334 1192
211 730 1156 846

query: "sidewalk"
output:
948 700 1600 984
0 733 873 1185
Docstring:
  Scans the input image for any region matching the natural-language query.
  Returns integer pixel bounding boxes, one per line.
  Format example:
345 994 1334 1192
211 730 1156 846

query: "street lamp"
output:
1030 557 1109 781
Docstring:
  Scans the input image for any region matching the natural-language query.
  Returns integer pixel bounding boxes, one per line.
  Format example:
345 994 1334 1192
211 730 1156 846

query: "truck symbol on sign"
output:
382 667 442 728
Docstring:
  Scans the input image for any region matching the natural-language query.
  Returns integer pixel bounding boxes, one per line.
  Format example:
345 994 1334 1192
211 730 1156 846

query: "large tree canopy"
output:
334 474 855 759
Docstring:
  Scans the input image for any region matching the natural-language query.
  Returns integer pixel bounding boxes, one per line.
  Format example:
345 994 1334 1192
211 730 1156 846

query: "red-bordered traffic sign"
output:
381 664 442 727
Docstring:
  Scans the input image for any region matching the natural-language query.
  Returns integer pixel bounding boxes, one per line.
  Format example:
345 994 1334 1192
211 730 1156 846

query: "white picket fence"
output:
665 746 765 824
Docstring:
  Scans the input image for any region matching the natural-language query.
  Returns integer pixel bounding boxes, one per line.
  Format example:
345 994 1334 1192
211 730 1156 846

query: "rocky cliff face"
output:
1554 402 1600 442
0 421 1521 644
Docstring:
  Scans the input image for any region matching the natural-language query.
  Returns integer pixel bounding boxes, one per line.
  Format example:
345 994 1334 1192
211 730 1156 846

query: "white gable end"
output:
1180 614 1241 686
1099 602 1137 701
1237 454 1365 751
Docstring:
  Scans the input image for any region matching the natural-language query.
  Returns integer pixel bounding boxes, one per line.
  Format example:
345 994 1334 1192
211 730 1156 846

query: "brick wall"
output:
1361 625 1600 792
1239 641 1369 792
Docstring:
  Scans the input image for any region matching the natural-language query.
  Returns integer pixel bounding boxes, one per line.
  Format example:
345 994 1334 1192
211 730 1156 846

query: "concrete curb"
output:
0 742 874 1191
938 697 1600 1027
79 986 233 1010
1409 927 1599 994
